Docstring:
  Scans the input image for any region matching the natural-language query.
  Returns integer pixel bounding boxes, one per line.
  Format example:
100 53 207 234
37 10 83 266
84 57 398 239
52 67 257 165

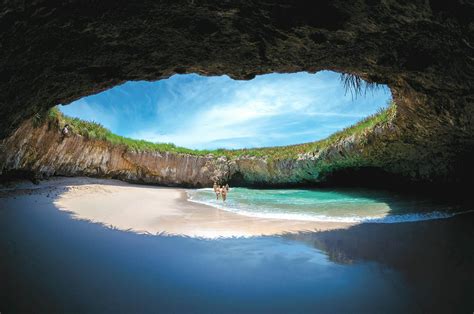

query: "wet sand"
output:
26 177 354 238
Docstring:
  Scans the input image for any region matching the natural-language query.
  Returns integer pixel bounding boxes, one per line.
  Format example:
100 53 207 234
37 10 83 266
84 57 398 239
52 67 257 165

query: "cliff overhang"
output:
1 1 473 186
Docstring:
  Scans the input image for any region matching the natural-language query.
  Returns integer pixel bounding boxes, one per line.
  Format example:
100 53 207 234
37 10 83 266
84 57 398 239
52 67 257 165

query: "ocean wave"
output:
186 191 473 224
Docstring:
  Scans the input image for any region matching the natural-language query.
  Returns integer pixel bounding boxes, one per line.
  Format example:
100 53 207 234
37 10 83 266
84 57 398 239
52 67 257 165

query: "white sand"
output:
2 177 354 238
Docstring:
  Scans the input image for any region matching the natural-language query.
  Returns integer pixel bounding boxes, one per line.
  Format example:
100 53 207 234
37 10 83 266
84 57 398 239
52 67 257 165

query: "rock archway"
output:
1 0 473 186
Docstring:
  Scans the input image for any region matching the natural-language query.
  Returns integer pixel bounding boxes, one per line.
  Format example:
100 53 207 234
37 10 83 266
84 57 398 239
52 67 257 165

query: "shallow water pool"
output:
188 187 465 223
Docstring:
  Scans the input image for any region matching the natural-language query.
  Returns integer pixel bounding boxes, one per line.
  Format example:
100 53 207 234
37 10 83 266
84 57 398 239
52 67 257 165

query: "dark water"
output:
1 194 473 313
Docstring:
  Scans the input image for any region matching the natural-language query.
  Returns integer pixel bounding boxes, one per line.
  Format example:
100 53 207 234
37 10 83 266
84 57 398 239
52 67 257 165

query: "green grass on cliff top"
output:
39 101 396 159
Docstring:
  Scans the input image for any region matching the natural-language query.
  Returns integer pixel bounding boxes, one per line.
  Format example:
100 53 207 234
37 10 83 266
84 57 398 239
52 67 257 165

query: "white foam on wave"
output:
186 190 473 224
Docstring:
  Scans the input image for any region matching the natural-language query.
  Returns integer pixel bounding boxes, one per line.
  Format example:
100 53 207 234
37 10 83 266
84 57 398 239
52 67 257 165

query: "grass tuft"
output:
340 73 382 99
44 100 396 159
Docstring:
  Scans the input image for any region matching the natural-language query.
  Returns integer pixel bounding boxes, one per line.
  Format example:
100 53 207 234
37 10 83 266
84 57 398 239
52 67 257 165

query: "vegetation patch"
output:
37 101 396 160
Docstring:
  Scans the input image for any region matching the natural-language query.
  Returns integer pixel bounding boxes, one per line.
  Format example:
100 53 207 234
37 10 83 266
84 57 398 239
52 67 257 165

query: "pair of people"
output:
213 183 230 202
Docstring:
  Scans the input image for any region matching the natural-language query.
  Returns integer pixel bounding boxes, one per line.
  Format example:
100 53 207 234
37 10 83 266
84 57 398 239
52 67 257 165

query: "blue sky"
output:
60 71 391 149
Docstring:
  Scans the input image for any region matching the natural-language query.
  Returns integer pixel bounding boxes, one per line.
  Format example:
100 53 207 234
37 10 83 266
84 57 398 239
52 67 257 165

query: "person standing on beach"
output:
213 182 220 200
221 186 228 202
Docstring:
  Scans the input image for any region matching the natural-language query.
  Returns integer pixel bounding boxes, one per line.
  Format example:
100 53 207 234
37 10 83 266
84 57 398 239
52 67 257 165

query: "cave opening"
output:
1 2 474 311
57 70 392 151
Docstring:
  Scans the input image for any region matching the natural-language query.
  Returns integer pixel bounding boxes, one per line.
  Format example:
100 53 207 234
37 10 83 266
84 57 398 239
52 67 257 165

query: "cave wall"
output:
0 113 443 188
0 121 226 186
1 0 473 185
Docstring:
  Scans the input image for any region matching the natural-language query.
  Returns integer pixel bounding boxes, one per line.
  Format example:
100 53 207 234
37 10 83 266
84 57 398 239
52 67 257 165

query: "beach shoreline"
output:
1 177 354 238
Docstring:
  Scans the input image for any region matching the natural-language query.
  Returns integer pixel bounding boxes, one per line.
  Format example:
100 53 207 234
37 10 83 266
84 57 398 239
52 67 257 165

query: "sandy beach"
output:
1 177 353 238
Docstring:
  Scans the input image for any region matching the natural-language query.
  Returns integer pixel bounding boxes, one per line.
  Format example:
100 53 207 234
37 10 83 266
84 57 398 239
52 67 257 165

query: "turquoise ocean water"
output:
187 188 469 223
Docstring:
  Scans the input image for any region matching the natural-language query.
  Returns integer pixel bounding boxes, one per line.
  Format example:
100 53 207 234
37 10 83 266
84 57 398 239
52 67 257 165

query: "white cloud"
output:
63 71 392 149
61 99 119 131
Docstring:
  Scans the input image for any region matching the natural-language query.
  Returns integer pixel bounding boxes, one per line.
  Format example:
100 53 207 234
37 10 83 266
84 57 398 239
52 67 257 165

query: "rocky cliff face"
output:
0 121 220 186
1 0 473 187
1 115 428 188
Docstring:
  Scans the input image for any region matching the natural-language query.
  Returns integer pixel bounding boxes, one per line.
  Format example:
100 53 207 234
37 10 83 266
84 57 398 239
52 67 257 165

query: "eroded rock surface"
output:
0 116 426 187
1 1 473 185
